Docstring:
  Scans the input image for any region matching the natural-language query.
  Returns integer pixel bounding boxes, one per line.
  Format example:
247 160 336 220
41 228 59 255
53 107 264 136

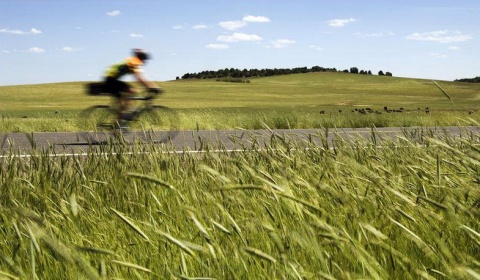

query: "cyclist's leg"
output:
119 86 139 122
104 78 131 121
121 85 137 114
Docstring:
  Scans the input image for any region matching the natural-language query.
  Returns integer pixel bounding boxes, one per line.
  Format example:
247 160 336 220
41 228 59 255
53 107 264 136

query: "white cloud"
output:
193 24 210 29
129 33 144 38
309 45 324 51
0 27 42 35
30 28 42 34
242 15 271 23
206 44 229 49
431 52 447 58
0 28 24 35
448 46 460 50
271 39 296 48
173 25 184 30
219 15 271 31
0 28 25 35
407 30 472 43
217 32 263 42
327 18 357 27
107 10 121 17
219 21 247 30
354 32 384 38
27 47 45 53
62 47 84 52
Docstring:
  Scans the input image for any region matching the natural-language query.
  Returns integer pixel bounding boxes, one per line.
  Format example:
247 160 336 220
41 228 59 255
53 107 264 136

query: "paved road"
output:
1 126 479 156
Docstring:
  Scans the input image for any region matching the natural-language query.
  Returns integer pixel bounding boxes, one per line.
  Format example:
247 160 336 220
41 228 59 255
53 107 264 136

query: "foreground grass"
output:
1 129 479 279
0 73 479 132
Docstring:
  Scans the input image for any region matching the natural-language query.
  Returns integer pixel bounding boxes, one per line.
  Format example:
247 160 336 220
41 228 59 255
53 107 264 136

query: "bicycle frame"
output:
82 84 165 130
81 85 179 141
102 88 163 121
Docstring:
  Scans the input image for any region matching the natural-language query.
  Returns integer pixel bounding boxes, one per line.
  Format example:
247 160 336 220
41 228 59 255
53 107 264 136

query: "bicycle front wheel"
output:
135 105 180 142
80 105 118 131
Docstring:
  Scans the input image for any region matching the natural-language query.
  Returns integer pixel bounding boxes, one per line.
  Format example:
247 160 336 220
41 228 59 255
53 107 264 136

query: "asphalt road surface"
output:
1 126 479 156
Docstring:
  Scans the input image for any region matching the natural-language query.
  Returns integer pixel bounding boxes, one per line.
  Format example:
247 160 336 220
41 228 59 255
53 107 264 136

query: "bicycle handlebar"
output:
148 88 162 94
126 88 164 101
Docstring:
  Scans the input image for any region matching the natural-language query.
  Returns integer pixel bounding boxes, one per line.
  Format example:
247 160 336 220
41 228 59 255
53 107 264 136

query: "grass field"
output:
1 73 479 279
0 72 479 132
1 130 480 279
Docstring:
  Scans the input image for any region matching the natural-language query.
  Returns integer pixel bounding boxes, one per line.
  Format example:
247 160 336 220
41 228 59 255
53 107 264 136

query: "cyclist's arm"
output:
134 71 158 89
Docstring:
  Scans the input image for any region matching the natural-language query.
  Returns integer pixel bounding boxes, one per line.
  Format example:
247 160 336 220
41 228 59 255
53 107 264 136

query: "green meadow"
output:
0 72 479 132
1 73 479 279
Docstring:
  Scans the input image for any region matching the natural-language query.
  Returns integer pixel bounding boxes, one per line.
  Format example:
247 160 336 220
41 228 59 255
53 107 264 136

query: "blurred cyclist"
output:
103 48 159 123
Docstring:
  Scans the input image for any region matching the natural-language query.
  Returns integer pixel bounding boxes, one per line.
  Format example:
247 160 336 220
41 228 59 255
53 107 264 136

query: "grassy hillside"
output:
1 73 479 279
0 72 479 132
151 73 480 110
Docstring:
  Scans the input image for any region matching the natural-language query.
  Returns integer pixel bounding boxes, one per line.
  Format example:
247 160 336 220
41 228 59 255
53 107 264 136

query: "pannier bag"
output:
86 82 108 96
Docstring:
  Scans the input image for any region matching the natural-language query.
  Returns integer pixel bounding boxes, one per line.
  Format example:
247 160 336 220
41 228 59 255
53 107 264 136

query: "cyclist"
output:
103 48 160 123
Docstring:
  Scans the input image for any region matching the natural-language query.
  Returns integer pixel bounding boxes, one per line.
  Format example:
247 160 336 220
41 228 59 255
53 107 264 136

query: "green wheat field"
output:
0 72 479 132
1 73 479 279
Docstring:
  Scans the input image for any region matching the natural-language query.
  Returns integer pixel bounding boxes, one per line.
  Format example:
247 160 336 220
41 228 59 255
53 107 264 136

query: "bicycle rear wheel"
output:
80 105 119 131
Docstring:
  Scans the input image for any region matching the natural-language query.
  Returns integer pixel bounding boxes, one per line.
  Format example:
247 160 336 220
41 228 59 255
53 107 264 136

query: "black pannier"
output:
86 82 108 96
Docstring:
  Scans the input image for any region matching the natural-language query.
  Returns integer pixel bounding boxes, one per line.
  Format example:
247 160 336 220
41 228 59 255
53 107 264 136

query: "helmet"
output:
132 48 150 61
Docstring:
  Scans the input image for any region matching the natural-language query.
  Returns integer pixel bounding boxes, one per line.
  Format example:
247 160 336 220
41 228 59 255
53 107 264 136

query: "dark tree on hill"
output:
180 65 391 79
378 70 385 76
455 76 480 83
385 72 393 76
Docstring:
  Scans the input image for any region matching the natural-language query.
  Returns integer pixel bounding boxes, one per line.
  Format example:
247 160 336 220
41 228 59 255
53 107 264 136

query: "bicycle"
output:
80 82 179 141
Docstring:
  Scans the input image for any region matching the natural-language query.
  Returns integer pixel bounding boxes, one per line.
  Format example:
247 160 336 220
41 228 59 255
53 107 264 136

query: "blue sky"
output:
1 0 479 85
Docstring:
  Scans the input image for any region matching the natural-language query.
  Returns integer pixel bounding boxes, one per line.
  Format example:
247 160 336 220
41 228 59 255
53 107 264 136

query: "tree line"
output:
454 76 480 83
179 66 393 80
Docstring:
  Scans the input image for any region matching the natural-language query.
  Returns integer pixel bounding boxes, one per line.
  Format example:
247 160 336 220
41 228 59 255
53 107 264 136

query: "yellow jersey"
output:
105 57 143 79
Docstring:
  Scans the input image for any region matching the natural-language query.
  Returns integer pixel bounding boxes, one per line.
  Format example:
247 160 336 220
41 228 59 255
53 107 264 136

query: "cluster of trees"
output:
344 67 392 76
454 76 480 83
179 66 392 80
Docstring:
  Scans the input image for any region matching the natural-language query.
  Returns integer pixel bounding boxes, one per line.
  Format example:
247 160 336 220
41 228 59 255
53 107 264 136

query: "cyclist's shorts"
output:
104 77 130 98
